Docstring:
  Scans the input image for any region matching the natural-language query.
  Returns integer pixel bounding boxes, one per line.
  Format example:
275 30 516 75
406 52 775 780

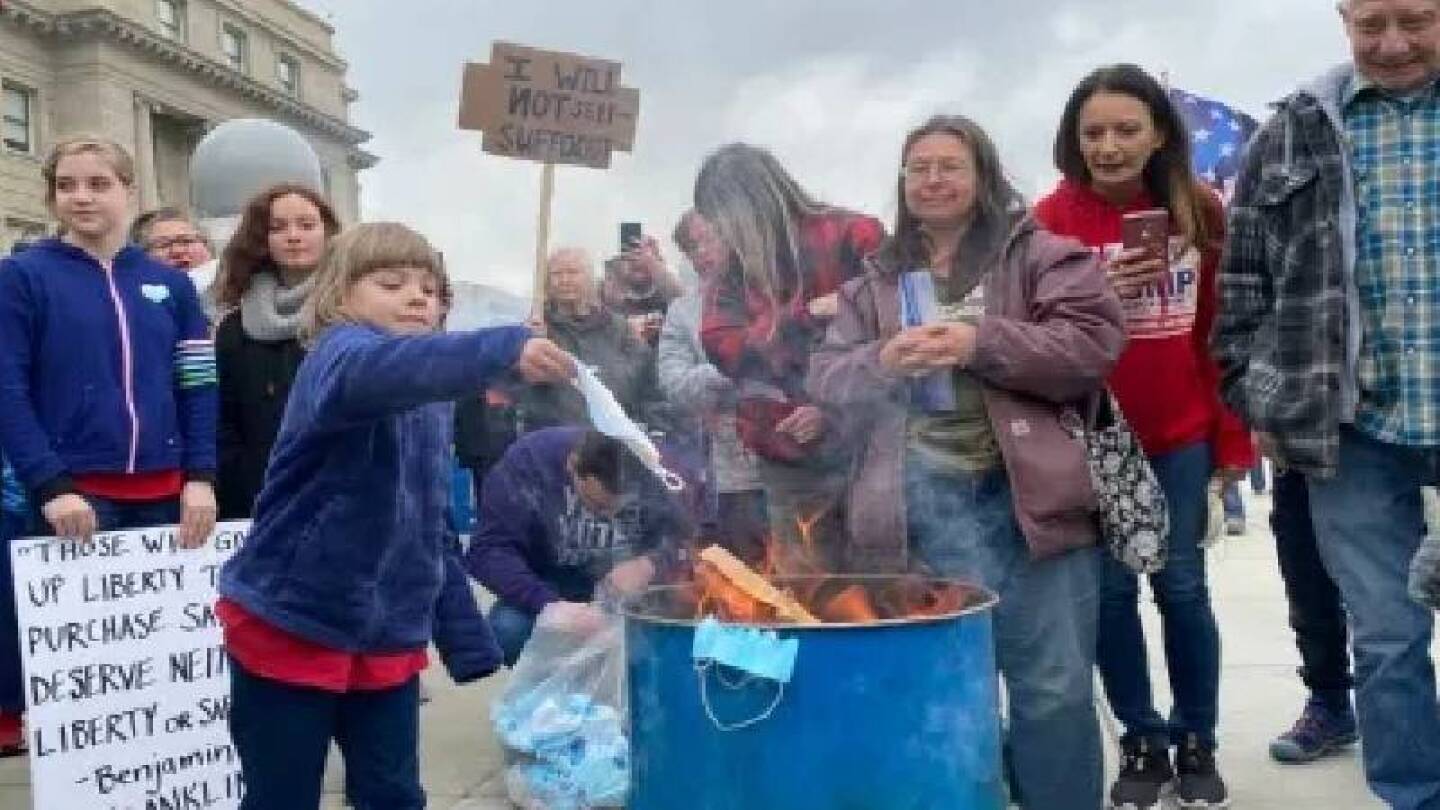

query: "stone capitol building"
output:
0 0 374 251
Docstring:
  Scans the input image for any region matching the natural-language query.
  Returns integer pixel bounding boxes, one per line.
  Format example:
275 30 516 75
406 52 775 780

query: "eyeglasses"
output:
902 161 972 181
145 234 205 251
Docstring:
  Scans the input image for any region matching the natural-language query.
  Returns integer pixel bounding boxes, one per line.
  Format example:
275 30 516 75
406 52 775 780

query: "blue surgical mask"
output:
691 617 799 684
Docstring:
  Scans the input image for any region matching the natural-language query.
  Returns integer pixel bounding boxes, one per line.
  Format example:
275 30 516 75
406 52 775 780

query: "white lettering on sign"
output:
12 522 250 810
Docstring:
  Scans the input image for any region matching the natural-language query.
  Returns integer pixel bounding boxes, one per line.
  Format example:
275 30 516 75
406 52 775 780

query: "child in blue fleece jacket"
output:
216 222 575 809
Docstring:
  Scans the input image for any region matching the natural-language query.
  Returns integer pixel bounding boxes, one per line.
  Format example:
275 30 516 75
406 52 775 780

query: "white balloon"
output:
189 119 323 220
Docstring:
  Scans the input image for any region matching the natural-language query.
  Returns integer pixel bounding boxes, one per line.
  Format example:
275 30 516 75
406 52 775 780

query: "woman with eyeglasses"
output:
132 207 214 272
809 114 1124 807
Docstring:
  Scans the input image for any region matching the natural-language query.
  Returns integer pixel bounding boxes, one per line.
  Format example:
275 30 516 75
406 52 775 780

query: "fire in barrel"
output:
624 535 1006 809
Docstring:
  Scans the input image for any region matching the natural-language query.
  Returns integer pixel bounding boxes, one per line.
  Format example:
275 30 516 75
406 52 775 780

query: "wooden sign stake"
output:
458 41 640 323
532 162 556 321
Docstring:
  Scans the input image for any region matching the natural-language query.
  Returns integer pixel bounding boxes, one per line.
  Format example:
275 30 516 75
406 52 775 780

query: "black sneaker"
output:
1108 735 1173 810
1175 734 1230 809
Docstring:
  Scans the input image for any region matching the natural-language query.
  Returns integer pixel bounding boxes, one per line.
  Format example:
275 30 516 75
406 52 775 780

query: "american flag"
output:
1167 87 1259 202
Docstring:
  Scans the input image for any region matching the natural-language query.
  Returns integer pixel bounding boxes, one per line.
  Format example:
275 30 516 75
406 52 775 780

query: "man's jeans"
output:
907 456 1102 810
487 602 537 668
1308 428 1440 810
1097 442 1223 749
1270 470 1352 709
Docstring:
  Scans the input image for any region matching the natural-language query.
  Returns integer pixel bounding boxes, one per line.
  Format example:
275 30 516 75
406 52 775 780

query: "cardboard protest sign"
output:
459 41 640 169
11 522 249 810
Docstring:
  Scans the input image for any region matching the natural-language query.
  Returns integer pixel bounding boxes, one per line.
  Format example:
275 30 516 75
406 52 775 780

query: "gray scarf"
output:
240 271 315 342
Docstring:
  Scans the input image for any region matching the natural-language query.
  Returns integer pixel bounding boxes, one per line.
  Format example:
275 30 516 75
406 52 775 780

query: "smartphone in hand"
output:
1121 209 1170 265
620 222 643 252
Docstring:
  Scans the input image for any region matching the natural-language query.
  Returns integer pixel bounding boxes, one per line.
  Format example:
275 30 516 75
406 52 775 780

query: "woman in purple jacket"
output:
808 115 1124 809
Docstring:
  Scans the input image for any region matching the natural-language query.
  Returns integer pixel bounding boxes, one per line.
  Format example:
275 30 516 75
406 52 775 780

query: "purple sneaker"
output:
1269 699 1358 764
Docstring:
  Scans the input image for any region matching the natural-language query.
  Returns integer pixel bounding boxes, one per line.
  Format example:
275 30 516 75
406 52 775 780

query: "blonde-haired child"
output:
216 221 573 808
0 135 218 540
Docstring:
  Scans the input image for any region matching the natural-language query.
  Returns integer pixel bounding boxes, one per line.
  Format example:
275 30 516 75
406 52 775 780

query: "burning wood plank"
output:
818 584 880 623
697 545 818 624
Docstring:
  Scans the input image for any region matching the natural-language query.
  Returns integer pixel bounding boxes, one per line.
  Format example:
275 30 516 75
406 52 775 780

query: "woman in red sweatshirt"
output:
1035 64 1253 810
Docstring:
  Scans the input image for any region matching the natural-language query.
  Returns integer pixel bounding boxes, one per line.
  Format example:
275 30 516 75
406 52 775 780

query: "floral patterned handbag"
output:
1076 390 1170 574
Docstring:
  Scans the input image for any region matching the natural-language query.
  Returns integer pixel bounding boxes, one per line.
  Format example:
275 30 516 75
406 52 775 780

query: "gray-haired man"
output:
1214 2 1440 807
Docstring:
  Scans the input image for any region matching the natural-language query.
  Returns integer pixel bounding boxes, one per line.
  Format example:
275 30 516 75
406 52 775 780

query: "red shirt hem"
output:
216 598 427 693
72 470 185 501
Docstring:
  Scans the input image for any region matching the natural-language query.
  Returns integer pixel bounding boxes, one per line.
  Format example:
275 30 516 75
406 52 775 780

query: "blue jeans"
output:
1097 441 1222 749
1222 481 1245 521
488 602 537 667
1250 457 1268 493
906 456 1102 810
229 661 423 810
1307 428 1440 810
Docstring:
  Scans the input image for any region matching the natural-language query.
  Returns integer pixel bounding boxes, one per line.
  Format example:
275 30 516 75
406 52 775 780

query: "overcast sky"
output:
295 0 1349 297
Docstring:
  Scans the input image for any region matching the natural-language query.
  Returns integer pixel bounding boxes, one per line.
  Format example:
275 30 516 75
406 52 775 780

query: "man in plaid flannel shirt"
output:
1213 1 1440 806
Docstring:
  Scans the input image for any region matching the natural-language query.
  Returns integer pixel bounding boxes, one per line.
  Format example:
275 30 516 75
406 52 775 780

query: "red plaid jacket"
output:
700 209 884 462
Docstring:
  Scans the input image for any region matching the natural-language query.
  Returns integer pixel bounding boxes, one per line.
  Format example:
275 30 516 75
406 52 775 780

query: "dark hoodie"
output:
466 427 690 614
519 304 658 431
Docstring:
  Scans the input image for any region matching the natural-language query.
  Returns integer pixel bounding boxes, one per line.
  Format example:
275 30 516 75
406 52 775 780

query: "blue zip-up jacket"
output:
219 322 528 656
0 239 216 501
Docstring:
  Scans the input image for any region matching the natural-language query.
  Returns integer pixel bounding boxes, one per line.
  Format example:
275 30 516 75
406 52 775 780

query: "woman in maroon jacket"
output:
809 115 1124 808
695 143 883 566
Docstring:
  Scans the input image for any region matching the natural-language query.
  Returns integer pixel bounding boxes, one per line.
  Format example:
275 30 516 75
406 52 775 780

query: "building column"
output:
133 97 158 211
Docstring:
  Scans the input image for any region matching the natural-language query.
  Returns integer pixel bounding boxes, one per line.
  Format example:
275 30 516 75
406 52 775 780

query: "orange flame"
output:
684 508 975 625
818 584 880 623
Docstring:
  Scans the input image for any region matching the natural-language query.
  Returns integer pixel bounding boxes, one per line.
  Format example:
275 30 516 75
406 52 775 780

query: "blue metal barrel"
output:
624 578 1004 810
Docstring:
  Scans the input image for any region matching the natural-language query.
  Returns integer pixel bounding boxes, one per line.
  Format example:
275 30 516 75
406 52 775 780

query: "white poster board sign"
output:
11 521 249 810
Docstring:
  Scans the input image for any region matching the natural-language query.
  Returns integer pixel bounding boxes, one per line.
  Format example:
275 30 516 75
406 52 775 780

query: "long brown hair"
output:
1054 64 1214 250
213 183 340 309
883 115 1026 279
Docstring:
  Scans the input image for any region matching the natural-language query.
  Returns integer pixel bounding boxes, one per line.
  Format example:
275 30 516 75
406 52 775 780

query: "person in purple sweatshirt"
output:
467 426 692 665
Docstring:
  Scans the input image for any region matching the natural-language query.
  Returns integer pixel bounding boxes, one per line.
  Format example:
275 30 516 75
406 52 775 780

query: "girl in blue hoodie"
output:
217 222 574 809
0 136 218 546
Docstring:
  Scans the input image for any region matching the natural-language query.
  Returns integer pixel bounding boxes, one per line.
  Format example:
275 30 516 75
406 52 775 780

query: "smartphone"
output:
620 221 643 251
1121 209 1170 264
